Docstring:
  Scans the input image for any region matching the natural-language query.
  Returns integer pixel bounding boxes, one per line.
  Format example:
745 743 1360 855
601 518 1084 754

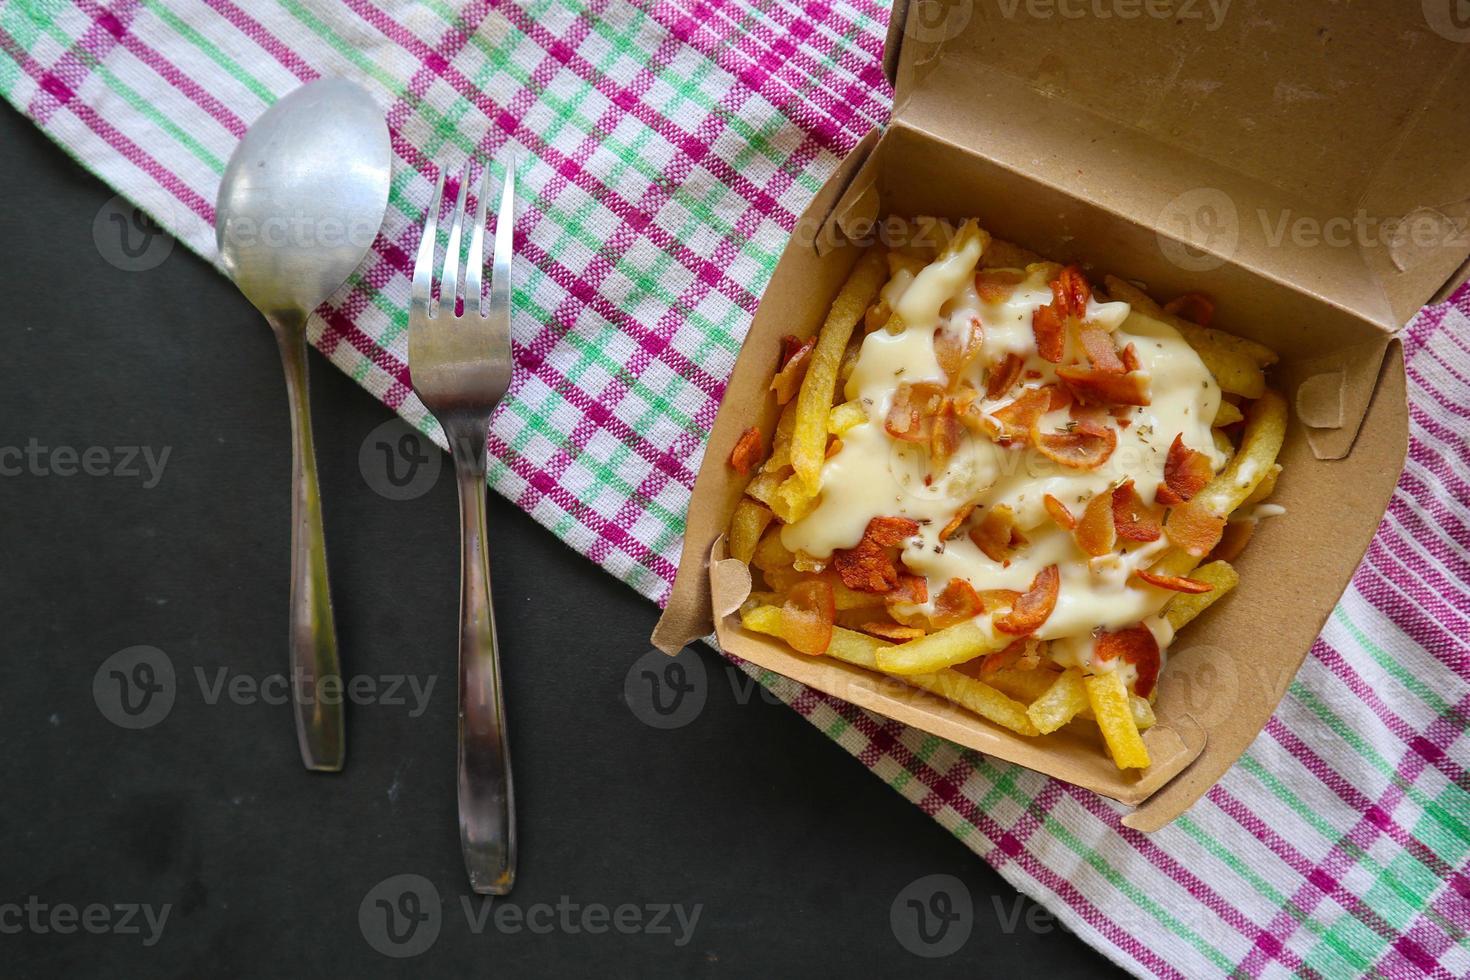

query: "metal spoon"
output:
215 78 392 771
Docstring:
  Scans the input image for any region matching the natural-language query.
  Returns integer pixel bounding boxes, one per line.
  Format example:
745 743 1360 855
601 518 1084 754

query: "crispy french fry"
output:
984 667 1058 704
746 619 1036 734
978 237 1042 269
1241 463 1281 506
887 252 928 278
773 472 819 523
1027 668 1088 734
1127 695 1156 731
1084 670 1150 769
1071 694 1156 729
762 398 799 473
828 400 868 435
1186 324 1278 368
1196 389 1288 518
763 568 884 610
1213 428 1236 462
751 525 794 573
1196 343 1265 399
1164 560 1240 630
1104 275 1279 366
1213 400 1244 426
905 671 1040 736
792 551 824 573
740 603 782 636
1027 260 1064 283
1102 275 1161 314
822 624 890 668
1163 390 1284 575
744 470 781 509
741 591 781 611
874 617 1009 675
1125 309 1264 398
729 499 774 565
839 334 865 381
791 248 889 493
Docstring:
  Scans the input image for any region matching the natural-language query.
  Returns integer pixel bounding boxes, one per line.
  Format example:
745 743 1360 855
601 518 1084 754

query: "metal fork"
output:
408 160 517 895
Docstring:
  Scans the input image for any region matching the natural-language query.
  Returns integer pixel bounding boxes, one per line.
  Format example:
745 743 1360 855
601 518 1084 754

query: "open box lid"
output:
880 0 1470 331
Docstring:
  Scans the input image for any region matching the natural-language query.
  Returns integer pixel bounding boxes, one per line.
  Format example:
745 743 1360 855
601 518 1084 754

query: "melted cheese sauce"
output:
781 261 1225 675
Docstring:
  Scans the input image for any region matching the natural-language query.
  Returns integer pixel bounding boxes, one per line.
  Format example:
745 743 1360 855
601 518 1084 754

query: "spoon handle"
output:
275 322 345 772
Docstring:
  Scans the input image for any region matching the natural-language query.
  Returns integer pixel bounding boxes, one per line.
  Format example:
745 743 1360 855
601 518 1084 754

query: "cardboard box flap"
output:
885 0 1470 331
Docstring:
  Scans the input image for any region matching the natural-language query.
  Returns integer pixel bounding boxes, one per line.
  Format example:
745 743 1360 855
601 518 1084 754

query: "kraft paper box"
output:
654 0 1470 829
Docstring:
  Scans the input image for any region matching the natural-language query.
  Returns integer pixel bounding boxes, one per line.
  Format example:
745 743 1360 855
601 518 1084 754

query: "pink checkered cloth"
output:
3 1 1466 975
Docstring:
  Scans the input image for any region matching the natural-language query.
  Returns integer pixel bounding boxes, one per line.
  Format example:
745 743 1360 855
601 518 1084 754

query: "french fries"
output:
723 220 1287 772
1126 310 1265 398
1212 400 1244 427
1242 463 1282 507
1104 275 1279 366
1164 560 1239 630
1195 389 1288 518
728 500 774 565
1085 671 1150 769
1028 668 1088 734
828 400 868 435
745 614 1039 736
791 248 888 495
907 671 1039 736
874 619 1010 676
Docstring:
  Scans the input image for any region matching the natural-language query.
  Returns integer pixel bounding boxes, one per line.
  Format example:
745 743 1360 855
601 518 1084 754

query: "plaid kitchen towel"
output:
2 0 1467 975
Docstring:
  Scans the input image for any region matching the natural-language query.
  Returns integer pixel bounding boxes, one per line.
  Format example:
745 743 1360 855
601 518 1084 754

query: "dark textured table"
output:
0 105 1123 978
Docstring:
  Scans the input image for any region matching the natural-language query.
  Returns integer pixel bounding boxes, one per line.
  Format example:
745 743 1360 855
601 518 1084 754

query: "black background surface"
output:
0 105 1124 978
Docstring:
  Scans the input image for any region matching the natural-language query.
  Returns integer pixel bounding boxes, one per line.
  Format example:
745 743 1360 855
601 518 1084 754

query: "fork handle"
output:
453 456 516 895
275 322 345 772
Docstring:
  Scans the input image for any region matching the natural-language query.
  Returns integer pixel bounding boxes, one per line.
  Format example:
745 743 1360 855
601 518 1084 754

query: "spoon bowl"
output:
218 78 391 321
